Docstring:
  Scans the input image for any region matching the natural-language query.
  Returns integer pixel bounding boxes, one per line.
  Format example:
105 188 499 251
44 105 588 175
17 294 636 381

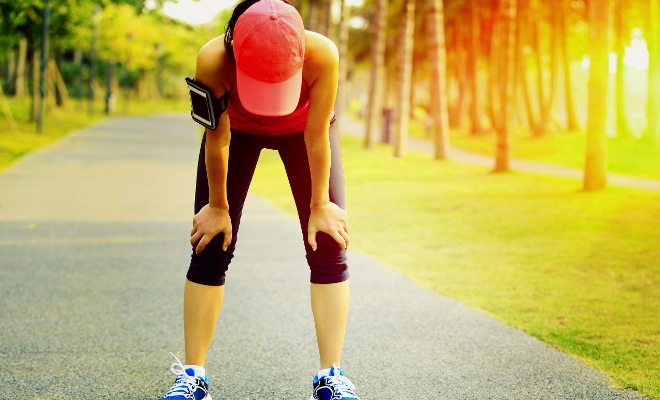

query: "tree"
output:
583 0 610 191
521 0 558 137
468 0 484 134
364 0 388 149
335 0 350 134
493 0 517 172
646 0 660 142
614 0 633 138
393 0 416 158
558 0 579 131
427 0 450 159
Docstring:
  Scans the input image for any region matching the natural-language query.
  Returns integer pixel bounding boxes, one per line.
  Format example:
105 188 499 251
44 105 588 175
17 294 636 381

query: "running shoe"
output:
160 352 212 400
309 364 360 400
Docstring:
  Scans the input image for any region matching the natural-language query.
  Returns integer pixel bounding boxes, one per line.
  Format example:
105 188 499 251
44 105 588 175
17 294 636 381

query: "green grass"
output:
0 94 187 172
248 132 660 399
407 117 660 181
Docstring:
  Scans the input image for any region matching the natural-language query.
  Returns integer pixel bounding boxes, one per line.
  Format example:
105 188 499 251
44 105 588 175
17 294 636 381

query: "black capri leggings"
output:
186 117 349 286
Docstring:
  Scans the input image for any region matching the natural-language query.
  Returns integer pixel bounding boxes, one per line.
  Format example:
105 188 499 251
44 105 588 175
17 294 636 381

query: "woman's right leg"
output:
184 280 224 366
184 129 262 366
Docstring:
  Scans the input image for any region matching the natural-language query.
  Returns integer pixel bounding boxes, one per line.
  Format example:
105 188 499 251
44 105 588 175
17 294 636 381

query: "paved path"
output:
0 115 648 399
342 118 660 192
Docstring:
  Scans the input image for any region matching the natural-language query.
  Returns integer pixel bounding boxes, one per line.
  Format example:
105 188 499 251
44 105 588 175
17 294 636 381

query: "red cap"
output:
234 0 306 116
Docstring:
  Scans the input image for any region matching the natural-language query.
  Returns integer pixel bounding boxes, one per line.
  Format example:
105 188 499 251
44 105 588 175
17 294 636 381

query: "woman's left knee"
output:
305 231 350 284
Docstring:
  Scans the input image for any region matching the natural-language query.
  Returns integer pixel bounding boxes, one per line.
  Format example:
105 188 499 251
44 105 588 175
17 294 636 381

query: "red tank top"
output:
227 73 335 135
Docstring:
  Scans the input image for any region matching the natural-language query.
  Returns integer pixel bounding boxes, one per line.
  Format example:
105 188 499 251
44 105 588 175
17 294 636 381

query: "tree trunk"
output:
36 0 50 134
16 38 27 96
394 0 416 158
513 0 530 130
105 60 116 114
518 1 538 131
559 0 579 131
446 21 457 123
89 6 100 115
31 49 39 122
428 0 451 159
531 0 545 133
6 49 16 94
74 48 83 98
336 0 350 134
536 0 559 137
583 0 610 191
448 22 468 128
494 0 517 172
468 0 484 134
614 0 633 138
645 0 660 142
300 0 310 27
310 1 319 33
0 85 20 134
488 3 501 133
364 0 388 149
456 27 470 128
317 0 331 37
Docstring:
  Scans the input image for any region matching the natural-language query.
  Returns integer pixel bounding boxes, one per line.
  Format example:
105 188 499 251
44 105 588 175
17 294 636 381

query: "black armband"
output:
185 77 230 130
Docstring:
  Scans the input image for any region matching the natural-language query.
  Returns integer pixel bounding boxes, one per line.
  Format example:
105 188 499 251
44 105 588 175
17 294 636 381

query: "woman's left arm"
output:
304 37 349 251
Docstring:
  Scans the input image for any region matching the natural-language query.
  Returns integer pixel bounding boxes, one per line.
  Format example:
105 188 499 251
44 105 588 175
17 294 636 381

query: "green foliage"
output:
0 0 226 98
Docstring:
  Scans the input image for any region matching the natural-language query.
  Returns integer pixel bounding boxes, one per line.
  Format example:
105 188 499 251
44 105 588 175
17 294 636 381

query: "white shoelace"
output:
164 352 199 399
325 375 358 398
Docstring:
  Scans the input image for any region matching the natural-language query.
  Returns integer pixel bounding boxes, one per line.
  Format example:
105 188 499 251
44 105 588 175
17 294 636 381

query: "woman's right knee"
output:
186 233 236 286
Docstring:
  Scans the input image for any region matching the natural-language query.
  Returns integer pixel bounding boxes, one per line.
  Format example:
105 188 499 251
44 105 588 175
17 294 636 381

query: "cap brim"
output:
236 67 302 117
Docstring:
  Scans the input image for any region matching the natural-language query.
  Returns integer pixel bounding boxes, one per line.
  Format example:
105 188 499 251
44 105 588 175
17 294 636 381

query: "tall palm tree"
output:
493 0 517 172
427 0 450 159
394 0 416 158
318 0 332 38
468 0 484 134
364 0 388 149
336 0 350 134
559 0 579 131
614 0 632 138
583 0 610 191
646 0 660 142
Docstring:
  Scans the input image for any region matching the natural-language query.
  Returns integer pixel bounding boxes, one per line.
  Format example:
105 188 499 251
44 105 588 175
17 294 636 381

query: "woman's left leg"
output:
277 119 350 369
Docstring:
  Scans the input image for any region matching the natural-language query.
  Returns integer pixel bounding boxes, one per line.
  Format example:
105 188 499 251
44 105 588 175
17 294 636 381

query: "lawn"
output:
248 130 660 399
405 116 660 181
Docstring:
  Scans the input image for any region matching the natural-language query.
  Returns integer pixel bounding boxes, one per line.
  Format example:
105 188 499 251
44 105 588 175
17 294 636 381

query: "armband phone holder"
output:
185 77 230 130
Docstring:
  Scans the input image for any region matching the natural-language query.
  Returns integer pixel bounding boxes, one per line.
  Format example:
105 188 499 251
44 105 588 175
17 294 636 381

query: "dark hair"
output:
224 0 295 62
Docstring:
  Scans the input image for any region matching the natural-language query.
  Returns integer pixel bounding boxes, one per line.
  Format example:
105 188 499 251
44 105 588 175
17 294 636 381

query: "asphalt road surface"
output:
0 115 648 399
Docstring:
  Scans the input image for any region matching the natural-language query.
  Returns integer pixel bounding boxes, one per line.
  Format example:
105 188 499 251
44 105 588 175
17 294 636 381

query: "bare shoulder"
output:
195 35 233 96
305 30 338 63
304 31 338 86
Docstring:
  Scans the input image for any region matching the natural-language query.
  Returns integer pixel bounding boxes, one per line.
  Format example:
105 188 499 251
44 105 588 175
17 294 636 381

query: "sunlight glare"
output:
624 29 649 70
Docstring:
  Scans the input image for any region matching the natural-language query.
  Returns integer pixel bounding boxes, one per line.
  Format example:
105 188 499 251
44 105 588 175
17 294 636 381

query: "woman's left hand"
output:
307 201 349 251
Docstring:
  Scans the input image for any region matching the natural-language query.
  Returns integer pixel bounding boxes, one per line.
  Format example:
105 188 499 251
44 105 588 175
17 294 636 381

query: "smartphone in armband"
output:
185 77 229 130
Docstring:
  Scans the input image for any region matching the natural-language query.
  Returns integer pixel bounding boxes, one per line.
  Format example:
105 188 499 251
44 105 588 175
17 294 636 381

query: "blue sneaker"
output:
309 364 360 400
160 352 212 400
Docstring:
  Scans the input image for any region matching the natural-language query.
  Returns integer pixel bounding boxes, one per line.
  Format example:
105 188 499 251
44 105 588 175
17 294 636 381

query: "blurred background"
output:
0 0 658 398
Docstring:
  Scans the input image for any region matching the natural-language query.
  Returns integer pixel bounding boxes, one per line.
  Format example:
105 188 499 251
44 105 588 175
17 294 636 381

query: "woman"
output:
159 1 359 399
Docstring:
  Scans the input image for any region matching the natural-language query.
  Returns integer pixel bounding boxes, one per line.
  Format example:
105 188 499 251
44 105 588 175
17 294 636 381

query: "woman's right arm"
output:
190 39 233 254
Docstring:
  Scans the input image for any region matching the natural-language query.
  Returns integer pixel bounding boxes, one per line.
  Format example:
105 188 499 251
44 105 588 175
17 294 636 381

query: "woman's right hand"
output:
190 203 233 254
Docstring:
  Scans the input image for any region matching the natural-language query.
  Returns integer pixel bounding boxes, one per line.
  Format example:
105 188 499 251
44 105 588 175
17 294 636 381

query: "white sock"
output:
183 364 206 378
316 364 341 378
